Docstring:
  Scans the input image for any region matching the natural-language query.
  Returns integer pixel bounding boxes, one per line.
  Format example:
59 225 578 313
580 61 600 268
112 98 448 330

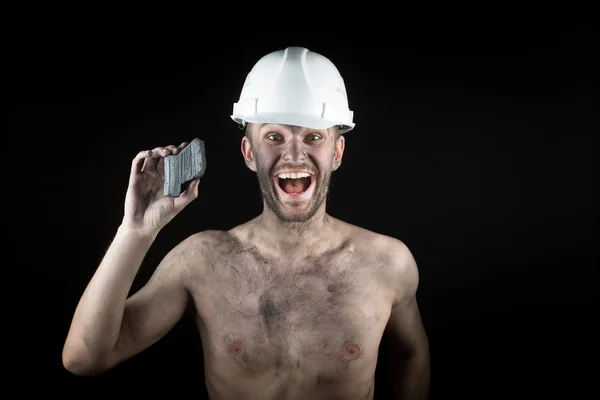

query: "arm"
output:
62 227 192 376
384 240 430 400
62 143 200 376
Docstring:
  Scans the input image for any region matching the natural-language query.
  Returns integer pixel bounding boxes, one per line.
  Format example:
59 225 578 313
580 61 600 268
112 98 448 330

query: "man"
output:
63 46 430 399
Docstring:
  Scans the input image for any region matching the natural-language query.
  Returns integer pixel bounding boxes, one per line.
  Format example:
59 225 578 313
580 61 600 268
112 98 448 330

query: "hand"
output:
122 142 200 235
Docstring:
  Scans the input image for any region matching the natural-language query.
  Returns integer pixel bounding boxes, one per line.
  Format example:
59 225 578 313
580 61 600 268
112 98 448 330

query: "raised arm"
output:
62 142 201 376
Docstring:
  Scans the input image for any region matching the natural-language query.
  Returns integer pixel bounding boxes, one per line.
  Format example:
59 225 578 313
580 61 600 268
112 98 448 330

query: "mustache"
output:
271 163 316 175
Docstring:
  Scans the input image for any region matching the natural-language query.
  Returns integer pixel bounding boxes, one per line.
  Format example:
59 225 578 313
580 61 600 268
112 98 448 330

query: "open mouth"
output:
274 172 315 199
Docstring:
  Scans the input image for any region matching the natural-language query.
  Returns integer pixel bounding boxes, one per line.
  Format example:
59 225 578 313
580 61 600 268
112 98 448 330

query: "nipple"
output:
228 339 245 356
343 342 363 361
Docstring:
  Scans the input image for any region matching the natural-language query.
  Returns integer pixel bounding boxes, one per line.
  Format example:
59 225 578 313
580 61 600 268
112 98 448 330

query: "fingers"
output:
132 142 191 174
165 144 179 154
176 178 200 205
164 142 189 155
131 150 152 175
143 146 175 171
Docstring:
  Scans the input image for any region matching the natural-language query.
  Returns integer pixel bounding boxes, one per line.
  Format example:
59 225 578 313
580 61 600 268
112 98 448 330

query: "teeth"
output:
277 172 311 179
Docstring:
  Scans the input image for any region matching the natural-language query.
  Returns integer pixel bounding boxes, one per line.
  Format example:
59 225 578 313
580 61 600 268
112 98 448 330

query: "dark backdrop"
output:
13 25 596 399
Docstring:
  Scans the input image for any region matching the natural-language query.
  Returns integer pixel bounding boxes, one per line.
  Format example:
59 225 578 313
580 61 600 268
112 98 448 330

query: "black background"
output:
12 19 596 400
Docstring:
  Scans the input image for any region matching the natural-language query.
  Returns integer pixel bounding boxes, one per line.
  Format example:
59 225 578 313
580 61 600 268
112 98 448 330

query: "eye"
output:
266 133 282 141
307 134 322 141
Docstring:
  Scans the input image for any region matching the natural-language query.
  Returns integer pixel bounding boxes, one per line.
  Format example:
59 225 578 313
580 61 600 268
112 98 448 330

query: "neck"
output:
252 202 335 256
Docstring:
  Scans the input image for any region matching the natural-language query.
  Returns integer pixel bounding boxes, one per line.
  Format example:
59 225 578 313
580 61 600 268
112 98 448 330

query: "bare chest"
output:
193 250 393 379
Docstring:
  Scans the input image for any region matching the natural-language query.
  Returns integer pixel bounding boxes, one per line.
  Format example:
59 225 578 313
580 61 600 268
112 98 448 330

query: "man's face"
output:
241 123 345 223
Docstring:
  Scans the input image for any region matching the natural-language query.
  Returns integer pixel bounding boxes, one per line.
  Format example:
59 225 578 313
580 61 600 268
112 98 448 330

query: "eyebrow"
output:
261 124 328 135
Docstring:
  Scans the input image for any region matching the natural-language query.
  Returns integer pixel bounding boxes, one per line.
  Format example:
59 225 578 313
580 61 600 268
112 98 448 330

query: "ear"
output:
332 134 345 171
241 136 257 172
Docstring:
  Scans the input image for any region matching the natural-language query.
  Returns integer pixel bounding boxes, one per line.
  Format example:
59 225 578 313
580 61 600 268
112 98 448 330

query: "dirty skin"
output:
215 235 371 388
225 274 366 373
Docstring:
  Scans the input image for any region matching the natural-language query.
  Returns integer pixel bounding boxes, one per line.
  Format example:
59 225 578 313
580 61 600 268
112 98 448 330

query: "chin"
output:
273 207 318 223
257 168 328 223
271 189 328 224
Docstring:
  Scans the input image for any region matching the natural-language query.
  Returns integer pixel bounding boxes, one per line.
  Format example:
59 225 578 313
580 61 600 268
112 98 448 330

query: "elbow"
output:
62 343 110 377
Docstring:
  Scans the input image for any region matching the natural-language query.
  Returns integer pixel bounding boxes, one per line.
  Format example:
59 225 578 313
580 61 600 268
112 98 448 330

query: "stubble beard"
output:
256 169 330 223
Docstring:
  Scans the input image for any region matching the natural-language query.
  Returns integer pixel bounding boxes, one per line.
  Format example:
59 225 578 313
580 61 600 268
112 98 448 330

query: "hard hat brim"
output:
231 113 354 134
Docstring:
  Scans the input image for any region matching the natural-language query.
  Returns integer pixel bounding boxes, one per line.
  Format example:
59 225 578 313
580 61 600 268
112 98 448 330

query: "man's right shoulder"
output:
158 229 240 282
175 229 240 253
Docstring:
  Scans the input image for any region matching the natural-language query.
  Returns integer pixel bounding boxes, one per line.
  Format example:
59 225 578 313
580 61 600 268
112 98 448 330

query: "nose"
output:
281 137 308 161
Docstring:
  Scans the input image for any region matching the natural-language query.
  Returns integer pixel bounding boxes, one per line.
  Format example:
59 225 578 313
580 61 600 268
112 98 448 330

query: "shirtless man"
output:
62 47 430 399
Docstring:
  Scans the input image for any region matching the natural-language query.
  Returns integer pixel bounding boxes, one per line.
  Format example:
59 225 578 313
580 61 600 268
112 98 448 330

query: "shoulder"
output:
167 217 261 263
371 232 419 305
167 229 241 260
340 219 415 264
156 229 239 278
340 220 419 294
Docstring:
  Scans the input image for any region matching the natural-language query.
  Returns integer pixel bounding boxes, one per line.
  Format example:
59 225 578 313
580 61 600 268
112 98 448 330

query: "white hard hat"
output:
231 46 355 134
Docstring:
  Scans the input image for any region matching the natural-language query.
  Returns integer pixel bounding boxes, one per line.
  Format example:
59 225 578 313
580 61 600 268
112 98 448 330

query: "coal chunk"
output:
163 138 206 197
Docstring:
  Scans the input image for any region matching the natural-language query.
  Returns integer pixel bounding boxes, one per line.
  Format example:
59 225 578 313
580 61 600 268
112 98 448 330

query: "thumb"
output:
177 179 200 204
